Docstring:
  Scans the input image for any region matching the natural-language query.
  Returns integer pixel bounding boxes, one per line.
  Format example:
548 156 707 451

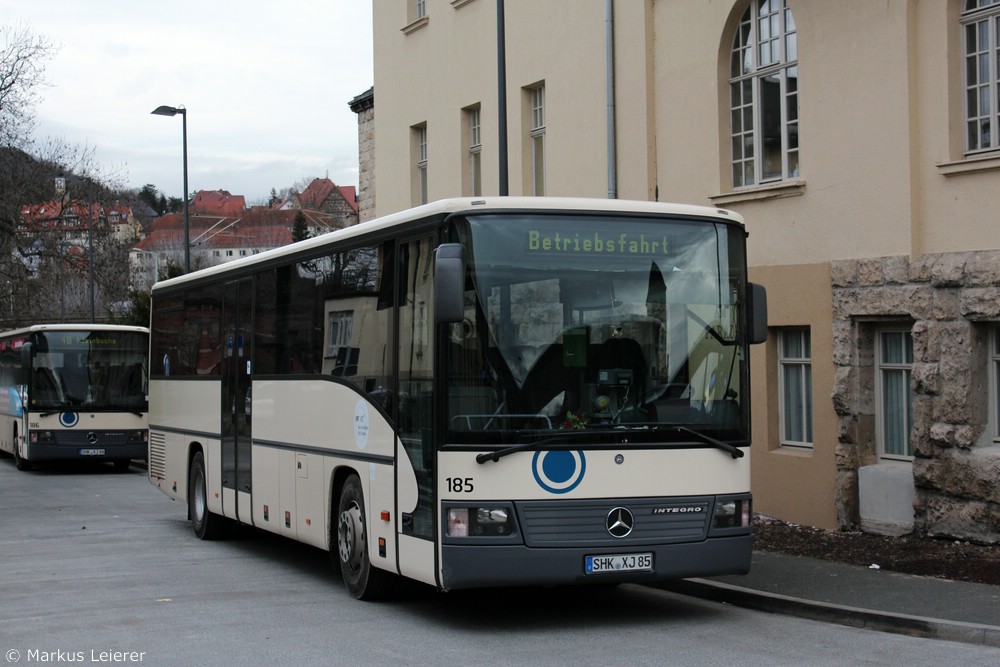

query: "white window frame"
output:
778 327 812 448
327 310 354 358
729 0 799 189
414 124 428 205
961 0 1000 154
466 106 482 197
530 84 545 196
875 328 915 461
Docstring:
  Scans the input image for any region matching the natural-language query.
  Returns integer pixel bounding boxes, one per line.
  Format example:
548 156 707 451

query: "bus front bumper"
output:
25 433 147 463
439 534 752 591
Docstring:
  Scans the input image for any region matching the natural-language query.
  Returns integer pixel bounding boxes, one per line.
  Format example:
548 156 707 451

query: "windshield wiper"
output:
476 431 581 464
688 310 738 347
674 426 744 459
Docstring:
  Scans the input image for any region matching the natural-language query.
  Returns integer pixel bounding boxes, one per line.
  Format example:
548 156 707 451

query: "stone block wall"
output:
831 251 1000 544
350 88 376 222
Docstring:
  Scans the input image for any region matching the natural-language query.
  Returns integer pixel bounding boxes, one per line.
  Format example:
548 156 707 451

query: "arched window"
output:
962 0 1000 153
729 0 799 188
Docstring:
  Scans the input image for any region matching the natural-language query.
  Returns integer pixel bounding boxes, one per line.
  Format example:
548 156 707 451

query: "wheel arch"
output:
327 464 360 551
185 440 206 520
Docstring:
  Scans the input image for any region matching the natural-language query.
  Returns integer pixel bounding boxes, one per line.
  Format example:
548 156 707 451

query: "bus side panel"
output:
148 378 223 508
251 445 294 539
0 412 19 456
294 451 325 548
365 460 398 574
252 379 395 460
149 379 221 435
398 535 436 587
0 385 24 456
253 379 399 558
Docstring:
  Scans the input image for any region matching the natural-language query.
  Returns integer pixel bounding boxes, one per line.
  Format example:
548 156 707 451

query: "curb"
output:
660 578 1000 648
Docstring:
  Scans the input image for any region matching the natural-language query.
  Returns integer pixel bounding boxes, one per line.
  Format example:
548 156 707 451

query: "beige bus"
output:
147 197 766 599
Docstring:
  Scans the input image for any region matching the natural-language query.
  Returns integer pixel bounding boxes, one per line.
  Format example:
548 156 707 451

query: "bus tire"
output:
13 435 32 472
189 451 227 540
112 459 131 473
334 474 395 600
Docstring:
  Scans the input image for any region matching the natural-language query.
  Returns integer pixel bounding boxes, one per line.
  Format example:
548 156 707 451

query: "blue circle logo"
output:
532 450 586 494
59 412 79 428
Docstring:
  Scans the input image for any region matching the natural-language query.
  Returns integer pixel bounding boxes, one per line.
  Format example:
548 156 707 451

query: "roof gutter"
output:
606 0 617 199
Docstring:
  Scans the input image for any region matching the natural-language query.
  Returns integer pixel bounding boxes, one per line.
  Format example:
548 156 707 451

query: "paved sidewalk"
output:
659 551 1000 647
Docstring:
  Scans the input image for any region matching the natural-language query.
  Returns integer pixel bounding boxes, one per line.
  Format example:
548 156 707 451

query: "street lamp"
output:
151 104 190 273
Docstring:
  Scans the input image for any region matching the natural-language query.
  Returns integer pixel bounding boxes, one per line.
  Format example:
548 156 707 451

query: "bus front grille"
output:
516 497 712 548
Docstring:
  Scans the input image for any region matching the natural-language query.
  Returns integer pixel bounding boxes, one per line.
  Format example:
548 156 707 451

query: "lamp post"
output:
151 104 190 273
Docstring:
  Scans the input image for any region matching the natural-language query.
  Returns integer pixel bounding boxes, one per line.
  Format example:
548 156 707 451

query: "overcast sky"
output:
3 1 374 205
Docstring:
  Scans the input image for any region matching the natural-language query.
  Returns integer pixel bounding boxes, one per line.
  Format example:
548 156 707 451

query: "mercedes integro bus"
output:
0 324 149 471
147 197 767 599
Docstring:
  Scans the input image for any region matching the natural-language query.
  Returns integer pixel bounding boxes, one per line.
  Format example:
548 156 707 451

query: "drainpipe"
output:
605 0 617 199
497 0 509 196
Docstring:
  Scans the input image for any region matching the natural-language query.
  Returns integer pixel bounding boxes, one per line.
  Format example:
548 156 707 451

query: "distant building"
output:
283 178 360 227
129 197 345 289
190 190 247 217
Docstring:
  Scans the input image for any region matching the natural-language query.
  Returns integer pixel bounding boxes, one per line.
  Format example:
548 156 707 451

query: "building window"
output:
729 0 798 188
529 84 545 196
962 0 1000 153
408 0 426 22
877 329 914 460
464 105 482 196
327 310 354 357
778 328 812 448
413 124 428 205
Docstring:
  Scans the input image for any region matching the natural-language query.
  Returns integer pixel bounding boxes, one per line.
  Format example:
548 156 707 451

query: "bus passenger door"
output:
395 236 438 586
221 277 253 522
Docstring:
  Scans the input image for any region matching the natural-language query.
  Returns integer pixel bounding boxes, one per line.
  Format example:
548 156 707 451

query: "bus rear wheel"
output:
189 451 227 540
334 474 395 600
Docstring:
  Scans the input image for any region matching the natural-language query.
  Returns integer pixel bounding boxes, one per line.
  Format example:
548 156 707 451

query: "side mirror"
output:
435 243 466 324
747 283 768 345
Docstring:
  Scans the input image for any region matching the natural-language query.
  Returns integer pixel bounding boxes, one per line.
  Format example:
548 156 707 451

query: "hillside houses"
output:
129 180 359 288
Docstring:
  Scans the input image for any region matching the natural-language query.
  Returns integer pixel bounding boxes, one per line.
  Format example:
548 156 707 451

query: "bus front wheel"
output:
13 431 32 472
334 474 395 600
189 451 227 540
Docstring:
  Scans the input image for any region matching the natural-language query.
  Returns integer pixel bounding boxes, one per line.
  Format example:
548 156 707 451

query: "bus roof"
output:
152 197 744 292
0 324 150 339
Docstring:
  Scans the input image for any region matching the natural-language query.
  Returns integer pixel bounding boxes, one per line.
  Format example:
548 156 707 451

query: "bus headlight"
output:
445 505 516 538
30 430 55 443
712 496 752 530
128 430 147 444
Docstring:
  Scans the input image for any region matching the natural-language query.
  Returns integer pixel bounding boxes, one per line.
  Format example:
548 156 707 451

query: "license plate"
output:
79 448 105 456
585 552 653 574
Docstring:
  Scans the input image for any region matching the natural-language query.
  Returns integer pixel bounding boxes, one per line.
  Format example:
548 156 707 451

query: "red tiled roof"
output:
19 200 132 230
297 179 331 209
190 190 247 216
137 208 344 253
338 185 359 214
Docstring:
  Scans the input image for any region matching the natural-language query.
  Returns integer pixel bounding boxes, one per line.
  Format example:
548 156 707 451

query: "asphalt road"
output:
2 458 998 666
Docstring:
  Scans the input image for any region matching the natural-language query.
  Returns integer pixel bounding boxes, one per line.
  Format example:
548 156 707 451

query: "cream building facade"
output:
368 0 1000 543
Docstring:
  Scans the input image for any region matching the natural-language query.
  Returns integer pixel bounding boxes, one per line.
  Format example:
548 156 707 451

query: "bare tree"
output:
0 23 54 148
0 24 136 328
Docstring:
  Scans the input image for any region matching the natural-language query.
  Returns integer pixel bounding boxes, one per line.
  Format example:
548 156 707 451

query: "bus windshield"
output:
27 330 148 412
445 213 749 445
